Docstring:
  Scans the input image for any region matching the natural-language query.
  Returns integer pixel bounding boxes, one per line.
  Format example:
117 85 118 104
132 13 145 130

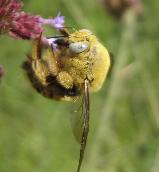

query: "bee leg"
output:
22 57 47 94
32 37 59 80
43 48 59 76
70 59 94 82
31 37 42 60
56 71 74 89
30 39 50 86
71 59 88 70
31 59 50 86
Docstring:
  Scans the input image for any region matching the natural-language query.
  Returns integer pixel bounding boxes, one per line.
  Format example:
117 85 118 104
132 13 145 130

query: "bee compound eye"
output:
69 42 88 53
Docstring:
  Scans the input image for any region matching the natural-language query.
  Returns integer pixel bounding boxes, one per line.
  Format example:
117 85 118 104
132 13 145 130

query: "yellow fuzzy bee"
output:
23 28 110 172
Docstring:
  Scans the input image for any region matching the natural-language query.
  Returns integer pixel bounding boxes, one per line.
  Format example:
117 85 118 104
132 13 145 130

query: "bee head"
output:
69 29 94 54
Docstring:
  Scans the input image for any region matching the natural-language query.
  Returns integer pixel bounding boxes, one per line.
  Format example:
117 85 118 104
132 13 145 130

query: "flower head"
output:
39 13 65 30
39 12 65 49
0 0 65 40
0 0 43 39
0 0 22 34
9 12 43 39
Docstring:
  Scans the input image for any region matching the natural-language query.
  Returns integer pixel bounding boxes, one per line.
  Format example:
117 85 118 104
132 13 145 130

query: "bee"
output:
23 28 110 172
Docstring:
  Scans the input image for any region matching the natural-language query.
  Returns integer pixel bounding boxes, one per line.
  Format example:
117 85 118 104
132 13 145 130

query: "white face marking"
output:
69 42 88 53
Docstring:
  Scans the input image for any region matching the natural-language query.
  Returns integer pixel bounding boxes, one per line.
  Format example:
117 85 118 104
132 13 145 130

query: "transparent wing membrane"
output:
71 79 90 172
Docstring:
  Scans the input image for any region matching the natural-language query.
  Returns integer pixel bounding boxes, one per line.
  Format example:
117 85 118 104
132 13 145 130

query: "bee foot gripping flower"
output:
40 34 63 51
47 38 58 50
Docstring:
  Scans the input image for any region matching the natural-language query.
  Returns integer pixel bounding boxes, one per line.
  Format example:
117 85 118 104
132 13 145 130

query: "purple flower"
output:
0 65 4 80
0 0 65 40
9 12 43 39
0 0 43 39
39 13 65 29
0 0 22 34
39 13 65 49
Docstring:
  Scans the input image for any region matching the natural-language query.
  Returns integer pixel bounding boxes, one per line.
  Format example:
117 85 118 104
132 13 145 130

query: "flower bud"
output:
0 65 4 80
103 0 144 19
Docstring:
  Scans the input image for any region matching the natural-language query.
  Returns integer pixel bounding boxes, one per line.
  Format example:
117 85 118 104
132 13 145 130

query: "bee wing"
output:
107 51 114 77
71 79 90 172
77 79 90 172
71 97 84 143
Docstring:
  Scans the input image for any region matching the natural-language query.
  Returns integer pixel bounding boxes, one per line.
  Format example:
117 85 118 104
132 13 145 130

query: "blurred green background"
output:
0 0 159 172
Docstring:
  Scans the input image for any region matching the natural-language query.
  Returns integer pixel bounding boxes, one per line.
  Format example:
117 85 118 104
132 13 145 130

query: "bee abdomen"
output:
22 59 44 94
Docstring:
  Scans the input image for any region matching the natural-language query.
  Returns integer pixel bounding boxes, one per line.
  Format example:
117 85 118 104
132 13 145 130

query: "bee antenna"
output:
46 35 67 39
58 26 77 36
61 26 76 31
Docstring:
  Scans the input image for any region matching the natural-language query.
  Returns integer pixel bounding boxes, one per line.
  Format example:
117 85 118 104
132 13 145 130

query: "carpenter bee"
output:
23 28 110 172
